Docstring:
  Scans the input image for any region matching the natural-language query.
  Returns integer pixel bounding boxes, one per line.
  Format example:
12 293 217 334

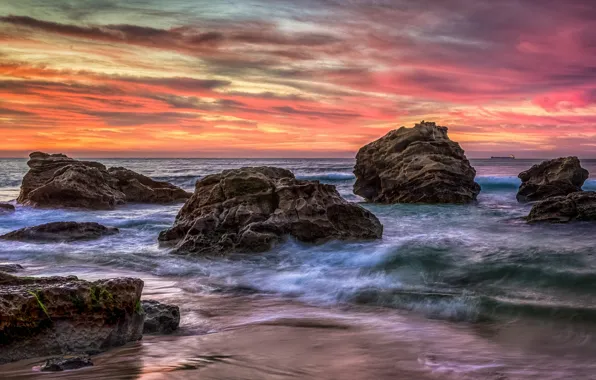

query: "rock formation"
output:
0 273 144 364
0 222 119 242
159 167 383 255
142 300 180 334
40 355 93 372
17 152 190 209
526 191 596 223
517 157 589 202
0 203 15 214
108 167 191 203
353 121 480 204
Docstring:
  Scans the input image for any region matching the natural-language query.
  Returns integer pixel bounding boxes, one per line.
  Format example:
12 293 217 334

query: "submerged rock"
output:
526 191 596 223
0 273 144 364
517 157 588 202
0 203 15 214
0 264 24 273
353 121 480 204
159 166 383 255
0 222 119 242
17 152 190 209
108 167 192 203
142 300 180 334
40 354 93 372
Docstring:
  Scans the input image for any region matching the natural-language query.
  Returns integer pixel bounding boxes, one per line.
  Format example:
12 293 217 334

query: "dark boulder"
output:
517 157 589 202
0 203 15 214
0 264 24 273
0 273 144 364
159 167 383 255
40 354 93 372
17 152 189 209
108 167 192 203
0 222 118 242
142 300 180 334
526 191 596 223
353 121 480 204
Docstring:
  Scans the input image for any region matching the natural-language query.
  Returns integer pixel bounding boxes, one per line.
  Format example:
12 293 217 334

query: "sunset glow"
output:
1 0 596 158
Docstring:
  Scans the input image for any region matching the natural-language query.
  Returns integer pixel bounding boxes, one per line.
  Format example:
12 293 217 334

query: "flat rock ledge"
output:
0 222 119 242
0 273 144 364
159 166 383 256
142 300 181 334
526 191 596 223
353 121 480 204
517 156 589 202
17 152 191 210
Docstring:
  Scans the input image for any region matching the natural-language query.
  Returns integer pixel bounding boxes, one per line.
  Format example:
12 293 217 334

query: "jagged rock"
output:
0 203 15 214
353 121 480 204
17 152 189 209
0 273 144 364
0 222 118 242
40 354 93 372
108 167 192 203
517 157 589 202
159 167 383 255
0 264 24 273
142 300 180 334
526 191 596 223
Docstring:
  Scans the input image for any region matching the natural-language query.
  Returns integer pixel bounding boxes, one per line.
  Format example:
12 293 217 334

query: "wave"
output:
296 172 356 182
476 176 520 191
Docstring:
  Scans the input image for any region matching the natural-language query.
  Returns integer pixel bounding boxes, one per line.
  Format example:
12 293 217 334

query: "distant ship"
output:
490 154 516 159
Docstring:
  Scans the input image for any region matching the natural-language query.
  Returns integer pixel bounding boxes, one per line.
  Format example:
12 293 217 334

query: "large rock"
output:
0 222 119 242
17 152 190 209
353 121 480 204
142 300 180 334
517 157 589 202
526 191 596 223
0 203 15 214
158 167 383 255
0 273 144 364
108 167 192 203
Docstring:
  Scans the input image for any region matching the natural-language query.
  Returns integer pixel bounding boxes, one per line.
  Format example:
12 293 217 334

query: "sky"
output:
1 0 595 158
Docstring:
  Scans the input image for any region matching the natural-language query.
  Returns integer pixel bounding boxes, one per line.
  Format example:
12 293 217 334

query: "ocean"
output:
1 158 596 379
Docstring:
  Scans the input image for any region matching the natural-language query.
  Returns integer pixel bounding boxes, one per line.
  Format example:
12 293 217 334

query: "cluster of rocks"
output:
516 156 595 223
0 268 180 367
17 152 191 210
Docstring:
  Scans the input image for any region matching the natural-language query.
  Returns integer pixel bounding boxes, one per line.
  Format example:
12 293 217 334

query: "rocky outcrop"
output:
17 152 190 209
40 354 93 372
0 203 15 214
142 300 180 334
159 167 383 255
526 191 596 223
0 273 144 364
0 222 118 242
353 121 480 204
108 167 192 203
517 157 589 202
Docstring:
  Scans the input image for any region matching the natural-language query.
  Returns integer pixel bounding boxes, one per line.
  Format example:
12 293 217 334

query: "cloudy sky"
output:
1 0 595 157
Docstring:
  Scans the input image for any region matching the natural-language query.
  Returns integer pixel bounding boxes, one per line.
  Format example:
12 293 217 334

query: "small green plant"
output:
134 300 144 315
28 290 51 319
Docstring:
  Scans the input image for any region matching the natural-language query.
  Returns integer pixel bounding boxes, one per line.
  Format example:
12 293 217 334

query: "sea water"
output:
1 158 596 379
